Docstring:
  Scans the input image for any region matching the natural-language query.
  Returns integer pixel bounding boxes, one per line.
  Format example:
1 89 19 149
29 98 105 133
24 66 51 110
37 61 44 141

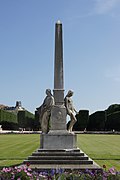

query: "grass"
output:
0 134 120 170
77 134 120 170
0 134 39 166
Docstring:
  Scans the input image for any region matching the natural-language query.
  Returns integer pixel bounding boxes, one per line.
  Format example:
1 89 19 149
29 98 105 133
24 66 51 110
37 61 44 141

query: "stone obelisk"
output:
49 20 67 133
54 20 64 106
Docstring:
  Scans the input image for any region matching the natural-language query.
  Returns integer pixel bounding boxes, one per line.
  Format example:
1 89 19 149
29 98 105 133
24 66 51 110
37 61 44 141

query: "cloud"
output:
64 0 120 23
94 0 119 14
105 66 120 82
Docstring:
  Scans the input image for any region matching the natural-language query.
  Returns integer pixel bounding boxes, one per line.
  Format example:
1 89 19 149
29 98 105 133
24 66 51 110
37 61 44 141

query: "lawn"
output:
77 134 120 170
0 134 120 170
0 134 39 166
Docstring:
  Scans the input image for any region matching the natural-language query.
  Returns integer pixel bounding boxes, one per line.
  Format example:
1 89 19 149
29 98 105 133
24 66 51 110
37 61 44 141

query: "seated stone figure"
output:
37 89 54 134
64 90 78 133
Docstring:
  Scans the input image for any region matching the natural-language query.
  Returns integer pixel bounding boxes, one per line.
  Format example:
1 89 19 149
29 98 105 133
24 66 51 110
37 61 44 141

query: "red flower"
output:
103 165 106 169
26 162 30 167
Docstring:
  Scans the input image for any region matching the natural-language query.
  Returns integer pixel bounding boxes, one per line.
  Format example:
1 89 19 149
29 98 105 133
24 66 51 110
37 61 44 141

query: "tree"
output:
73 110 89 131
87 111 106 131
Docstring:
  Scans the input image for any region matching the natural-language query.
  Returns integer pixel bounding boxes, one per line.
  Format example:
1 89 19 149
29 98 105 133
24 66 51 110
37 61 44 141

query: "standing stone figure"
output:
64 90 77 133
37 89 54 134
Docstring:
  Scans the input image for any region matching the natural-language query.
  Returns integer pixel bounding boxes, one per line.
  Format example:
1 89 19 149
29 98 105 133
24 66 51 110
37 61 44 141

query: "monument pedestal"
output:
39 103 77 149
40 132 77 149
40 104 77 149
24 135 102 171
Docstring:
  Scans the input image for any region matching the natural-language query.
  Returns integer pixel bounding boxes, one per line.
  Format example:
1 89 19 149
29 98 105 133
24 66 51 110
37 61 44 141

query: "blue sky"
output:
0 0 120 114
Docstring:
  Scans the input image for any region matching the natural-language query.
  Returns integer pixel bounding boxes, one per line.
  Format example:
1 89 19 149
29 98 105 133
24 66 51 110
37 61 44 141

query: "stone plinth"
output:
40 133 77 149
50 105 67 131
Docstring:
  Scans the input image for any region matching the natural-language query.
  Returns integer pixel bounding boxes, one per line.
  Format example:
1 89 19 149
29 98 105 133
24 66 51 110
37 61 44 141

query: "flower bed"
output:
0 165 120 180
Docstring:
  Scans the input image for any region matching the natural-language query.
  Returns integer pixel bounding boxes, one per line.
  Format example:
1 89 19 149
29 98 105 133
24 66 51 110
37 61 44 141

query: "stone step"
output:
37 149 80 153
23 148 102 171
32 152 85 156
24 159 93 165
28 156 88 160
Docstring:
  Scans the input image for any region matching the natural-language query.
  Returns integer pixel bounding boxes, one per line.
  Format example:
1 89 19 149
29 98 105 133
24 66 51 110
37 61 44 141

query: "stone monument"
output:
39 20 77 150
24 21 102 171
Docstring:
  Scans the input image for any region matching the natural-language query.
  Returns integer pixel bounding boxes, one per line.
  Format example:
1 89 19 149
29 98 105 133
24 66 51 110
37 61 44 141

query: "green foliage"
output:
0 109 17 123
0 109 18 130
105 111 120 131
0 109 35 130
73 104 120 131
74 110 89 131
34 111 40 130
87 111 106 131
1 121 19 130
25 110 34 119
106 104 120 115
17 110 35 130
17 111 26 128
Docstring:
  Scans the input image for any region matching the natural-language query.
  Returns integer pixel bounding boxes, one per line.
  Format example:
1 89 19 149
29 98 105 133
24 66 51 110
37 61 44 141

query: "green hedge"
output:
34 111 40 130
0 109 17 123
0 109 18 130
74 110 89 131
87 111 106 131
17 110 35 129
105 111 120 131
106 104 120 115
1 121 19 130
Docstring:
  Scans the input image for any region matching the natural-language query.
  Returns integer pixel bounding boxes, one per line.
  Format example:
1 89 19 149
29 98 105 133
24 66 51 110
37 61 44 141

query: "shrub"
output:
0 109 17 124
106 104 120 115
0 109 18 130
1 121 19 130
17 110 35 130
87 111 106 131
105 111 120 131
74 110 89 131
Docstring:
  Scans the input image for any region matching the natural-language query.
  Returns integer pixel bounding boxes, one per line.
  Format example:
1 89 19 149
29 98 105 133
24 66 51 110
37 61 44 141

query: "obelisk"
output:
54 20 64 106
50 20 67 132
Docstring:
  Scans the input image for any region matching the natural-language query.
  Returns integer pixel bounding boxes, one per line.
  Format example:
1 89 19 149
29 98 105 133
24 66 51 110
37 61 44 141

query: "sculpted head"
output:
67 90 74 97
46 89 52 96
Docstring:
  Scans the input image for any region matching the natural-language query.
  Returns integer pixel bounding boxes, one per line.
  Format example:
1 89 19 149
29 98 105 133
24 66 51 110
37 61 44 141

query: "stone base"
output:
24 148 102 171
40 132 77 149
24 132 102 171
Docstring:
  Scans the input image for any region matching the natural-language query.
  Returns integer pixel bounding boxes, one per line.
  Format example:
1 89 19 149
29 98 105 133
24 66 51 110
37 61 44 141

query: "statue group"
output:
37 89 77 134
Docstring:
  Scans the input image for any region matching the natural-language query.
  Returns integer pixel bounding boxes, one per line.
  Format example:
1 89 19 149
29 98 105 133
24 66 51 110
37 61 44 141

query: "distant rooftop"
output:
0 104 8 109
0 101 24 111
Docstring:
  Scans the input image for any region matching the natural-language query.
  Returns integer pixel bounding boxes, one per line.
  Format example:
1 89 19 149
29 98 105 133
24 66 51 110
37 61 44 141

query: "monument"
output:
24 21 101 171
39 20 77 150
